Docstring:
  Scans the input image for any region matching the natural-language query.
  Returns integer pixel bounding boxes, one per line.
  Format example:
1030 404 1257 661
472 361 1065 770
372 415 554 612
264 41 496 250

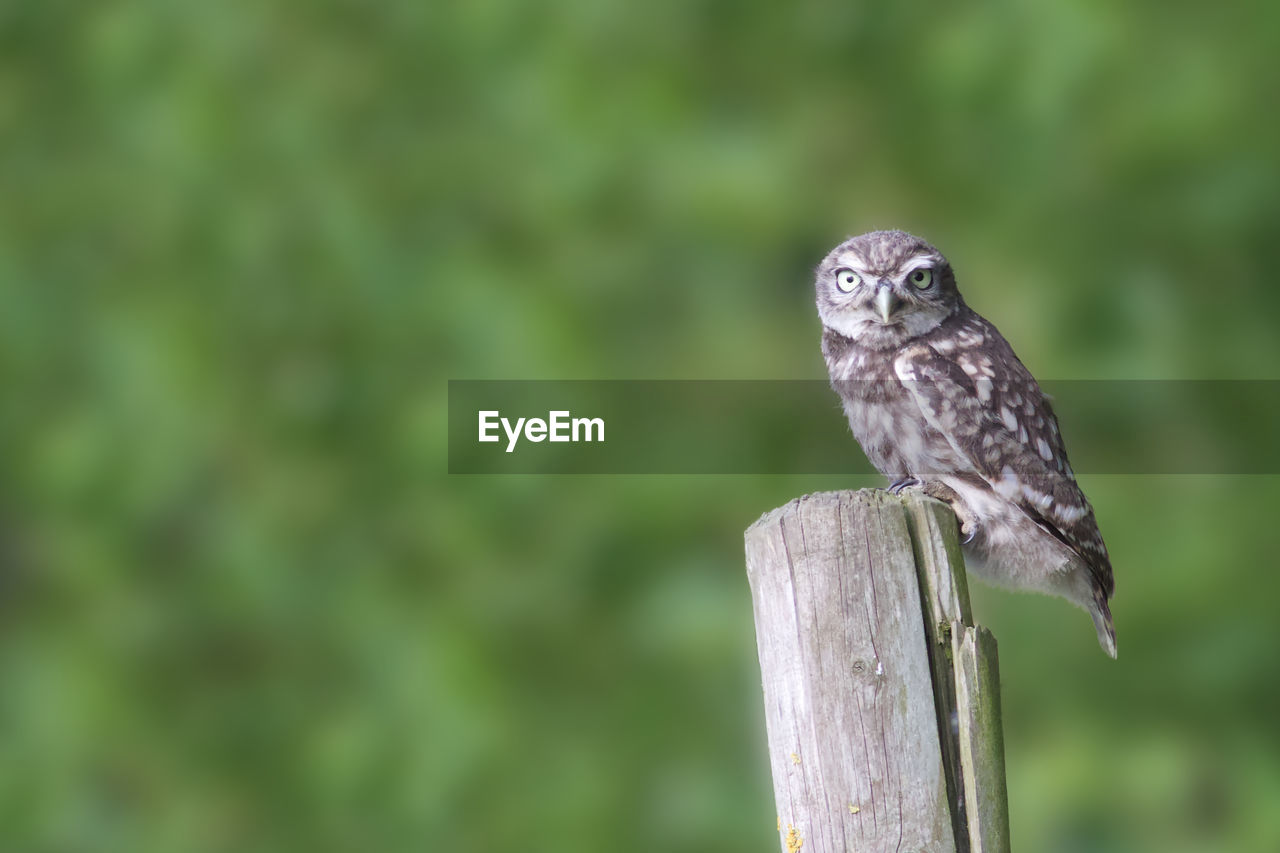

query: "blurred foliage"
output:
2 0 1279 851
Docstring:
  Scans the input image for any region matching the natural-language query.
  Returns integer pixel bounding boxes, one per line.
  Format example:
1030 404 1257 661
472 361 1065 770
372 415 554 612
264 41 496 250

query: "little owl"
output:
815 230 1116 657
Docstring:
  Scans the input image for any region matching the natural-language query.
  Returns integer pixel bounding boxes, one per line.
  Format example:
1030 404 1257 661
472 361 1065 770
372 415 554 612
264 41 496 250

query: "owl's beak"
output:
874 285 899 323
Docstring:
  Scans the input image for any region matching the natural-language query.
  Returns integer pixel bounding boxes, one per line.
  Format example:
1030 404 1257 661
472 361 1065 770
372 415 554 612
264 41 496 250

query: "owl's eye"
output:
834 268 861 293
908 268 934 289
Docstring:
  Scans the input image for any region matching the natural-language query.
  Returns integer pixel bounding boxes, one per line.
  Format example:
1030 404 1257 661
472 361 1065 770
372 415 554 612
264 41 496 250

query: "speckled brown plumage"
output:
816 230 1116 657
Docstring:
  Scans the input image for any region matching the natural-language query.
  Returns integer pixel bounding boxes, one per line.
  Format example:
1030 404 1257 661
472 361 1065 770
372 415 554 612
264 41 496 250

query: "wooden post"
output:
745 490 1010 853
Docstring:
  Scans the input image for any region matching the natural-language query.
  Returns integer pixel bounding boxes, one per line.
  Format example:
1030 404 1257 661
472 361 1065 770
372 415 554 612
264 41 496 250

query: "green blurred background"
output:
3 1 1279 851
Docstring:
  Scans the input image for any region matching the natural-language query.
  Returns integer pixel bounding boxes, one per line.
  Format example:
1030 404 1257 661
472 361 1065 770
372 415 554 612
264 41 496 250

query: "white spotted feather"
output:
816 230 1117 657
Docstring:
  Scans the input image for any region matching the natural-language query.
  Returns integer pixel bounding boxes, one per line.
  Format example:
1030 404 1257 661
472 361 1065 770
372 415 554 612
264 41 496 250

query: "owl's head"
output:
815 230 961 349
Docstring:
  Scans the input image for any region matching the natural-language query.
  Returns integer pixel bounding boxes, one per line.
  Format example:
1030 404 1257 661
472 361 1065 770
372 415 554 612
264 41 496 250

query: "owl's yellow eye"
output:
834 268 861 293
908 268 934 289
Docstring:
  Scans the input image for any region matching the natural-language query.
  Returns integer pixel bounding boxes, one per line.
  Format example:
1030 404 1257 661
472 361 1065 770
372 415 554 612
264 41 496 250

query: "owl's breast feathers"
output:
823 311 1113 600
822 326 956 479
892 309 1114 599
816 230 1114 654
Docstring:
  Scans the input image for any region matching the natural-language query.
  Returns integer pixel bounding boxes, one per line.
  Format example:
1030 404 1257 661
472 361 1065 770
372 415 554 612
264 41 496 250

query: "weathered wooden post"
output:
745 490 1010 853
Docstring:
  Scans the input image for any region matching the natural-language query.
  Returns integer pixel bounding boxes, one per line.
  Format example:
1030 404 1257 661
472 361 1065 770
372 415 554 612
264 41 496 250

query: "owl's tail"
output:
1090 587 1117 659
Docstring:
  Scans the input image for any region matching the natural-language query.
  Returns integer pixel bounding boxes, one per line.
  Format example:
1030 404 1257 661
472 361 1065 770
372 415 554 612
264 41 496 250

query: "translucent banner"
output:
447 380 1280 474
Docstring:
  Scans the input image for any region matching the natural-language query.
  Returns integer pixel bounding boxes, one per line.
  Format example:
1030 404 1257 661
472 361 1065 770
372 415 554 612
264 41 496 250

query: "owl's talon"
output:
818 229 1116 655
888 477 921 495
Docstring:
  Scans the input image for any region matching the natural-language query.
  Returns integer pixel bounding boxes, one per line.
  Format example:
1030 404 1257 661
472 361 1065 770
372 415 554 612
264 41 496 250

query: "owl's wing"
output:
893 332 1114 598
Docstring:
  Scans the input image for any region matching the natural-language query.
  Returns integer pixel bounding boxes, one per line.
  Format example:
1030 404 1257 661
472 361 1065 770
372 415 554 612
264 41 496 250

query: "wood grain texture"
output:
746 489 1011 853
745 490 957 853
953 625 1010 853
903 495 973 846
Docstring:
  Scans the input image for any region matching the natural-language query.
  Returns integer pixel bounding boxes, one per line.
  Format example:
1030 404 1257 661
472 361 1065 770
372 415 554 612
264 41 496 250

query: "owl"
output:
815 230 1116 657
